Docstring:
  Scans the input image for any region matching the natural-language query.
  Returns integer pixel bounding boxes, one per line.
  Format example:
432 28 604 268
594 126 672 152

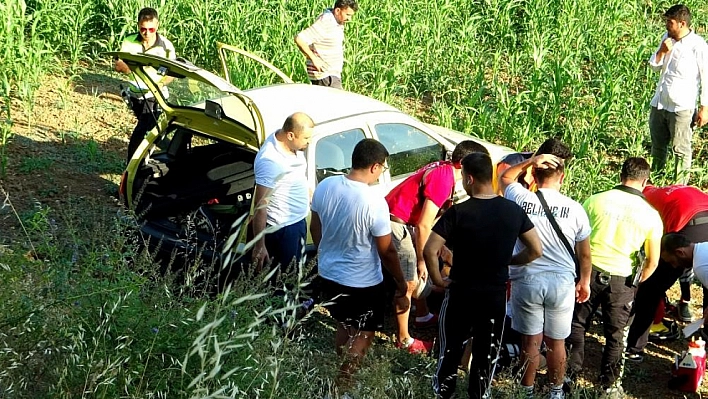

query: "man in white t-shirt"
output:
310 138 407 391
294 0 358 89
252 112 314 276
660 233 708 322
500 147 592 399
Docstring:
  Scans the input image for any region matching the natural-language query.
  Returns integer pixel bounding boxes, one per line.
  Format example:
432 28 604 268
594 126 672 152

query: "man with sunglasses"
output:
114 7 176 161
384 140 488 354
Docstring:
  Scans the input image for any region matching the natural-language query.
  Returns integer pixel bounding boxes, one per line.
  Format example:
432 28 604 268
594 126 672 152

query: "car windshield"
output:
163 76 225 108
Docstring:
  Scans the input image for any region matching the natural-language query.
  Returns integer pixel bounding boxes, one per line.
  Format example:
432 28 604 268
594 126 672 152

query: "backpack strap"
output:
535 190 580 279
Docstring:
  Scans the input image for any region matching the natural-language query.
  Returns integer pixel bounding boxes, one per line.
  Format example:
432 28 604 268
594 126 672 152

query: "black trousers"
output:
627 219 708 353
127 97 161 161
567 270 635 387
434 285 506 399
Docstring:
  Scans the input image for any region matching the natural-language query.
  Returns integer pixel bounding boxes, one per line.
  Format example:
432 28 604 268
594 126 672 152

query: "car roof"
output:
244 83 401 133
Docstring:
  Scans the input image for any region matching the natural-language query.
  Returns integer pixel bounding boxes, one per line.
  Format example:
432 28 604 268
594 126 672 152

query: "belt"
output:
688 216 708 226
592 269 632 286
390 215 406 224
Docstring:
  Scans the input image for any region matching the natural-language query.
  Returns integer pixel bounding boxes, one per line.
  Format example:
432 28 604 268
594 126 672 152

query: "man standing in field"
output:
252 113 314 277
626 184 708 362
114 7 176 161
566 158 663 399
648 4 708 184
424 152 542 399
500 145 592 399
310 138 408 394
295 0 358 89
384 140 489 354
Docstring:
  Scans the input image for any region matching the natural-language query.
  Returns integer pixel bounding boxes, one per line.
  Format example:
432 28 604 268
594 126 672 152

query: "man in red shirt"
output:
385 140 488 353
626 185 708 362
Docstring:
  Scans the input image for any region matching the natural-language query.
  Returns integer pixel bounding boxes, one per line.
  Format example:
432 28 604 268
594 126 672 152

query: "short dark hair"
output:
535 138 573 160
620 157 650 182
351 138 388 169
451 140 489 163
282 112 314 135
138 7 159 23
534 138 570 183
662 233 692 252
334 0 358 11
461 152 493 184
664 4 691 26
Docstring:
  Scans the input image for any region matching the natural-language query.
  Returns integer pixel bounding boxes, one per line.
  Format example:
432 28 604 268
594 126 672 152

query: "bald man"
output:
253 113 314 275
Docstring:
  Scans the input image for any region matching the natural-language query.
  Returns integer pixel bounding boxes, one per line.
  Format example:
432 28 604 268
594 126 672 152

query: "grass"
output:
2 0 708 397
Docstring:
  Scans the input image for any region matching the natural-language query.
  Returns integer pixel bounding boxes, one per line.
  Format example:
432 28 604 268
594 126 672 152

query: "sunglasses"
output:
140 27 156 33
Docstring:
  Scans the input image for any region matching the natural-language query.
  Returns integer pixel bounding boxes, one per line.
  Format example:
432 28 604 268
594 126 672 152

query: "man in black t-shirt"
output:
424 152 543 399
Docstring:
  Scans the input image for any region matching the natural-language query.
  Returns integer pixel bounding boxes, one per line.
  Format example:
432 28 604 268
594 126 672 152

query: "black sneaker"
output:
678 301 693 322
625 351 644 363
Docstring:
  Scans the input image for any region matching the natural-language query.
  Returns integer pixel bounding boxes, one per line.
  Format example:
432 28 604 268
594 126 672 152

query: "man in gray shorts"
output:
500 146 592 399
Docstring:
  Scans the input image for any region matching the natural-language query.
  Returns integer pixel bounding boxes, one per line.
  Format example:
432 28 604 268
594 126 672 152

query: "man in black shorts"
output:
310 138 408 393
424 152 543 399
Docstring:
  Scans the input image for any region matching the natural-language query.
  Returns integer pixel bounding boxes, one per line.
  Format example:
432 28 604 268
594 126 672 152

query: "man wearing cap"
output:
115 7 176 161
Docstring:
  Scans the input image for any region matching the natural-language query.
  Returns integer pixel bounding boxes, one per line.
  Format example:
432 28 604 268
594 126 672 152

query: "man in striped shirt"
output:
295 0 358 89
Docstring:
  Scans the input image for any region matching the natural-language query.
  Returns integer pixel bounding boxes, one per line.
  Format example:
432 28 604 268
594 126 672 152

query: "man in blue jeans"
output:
252 113 314 277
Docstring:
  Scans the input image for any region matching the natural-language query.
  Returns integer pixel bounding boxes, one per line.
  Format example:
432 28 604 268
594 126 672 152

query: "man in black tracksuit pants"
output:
423 152 543 399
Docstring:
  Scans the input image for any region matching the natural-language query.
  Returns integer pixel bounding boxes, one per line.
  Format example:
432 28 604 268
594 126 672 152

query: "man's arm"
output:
310 211 322 248
414 199 441 282
294 34 327 72
639 234 661 282
375 234 409 309
510 228 542 265
499 154 561 193
649 36 671 72
251 184 272 269
115 59 131 74
423 231 449 288
694 42 708 127
574 238 592 303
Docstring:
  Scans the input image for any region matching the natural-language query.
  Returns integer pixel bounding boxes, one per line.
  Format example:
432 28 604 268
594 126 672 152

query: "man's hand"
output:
394 279 410 311
695 106 708 128
311 55 328 72
531 154 562 170
252 242 270 271
417 259 428 283
575 280 590 303
660 37 674 54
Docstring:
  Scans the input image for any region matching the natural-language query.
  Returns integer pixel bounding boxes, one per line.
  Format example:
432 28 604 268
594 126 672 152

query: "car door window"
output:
315 129 366 183
375 123 445 179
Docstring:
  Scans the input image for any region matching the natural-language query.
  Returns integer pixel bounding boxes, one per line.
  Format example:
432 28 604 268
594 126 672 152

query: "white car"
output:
111 45 514 272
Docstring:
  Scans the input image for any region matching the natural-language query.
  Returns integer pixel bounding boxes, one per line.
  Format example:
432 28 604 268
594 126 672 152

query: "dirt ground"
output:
1 69 708 398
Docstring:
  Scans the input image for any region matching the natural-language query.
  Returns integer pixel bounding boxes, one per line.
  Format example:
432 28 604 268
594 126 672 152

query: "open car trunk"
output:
131 126 256 280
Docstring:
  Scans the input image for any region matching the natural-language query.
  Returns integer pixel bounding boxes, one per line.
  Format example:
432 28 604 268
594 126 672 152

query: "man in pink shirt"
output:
385 140 489 353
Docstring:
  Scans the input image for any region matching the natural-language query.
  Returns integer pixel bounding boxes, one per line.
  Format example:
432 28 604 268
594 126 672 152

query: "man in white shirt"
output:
252 113 313 276
294 0 358 89
649 4 708 184
660 233 708 322
500 143 592 399
310 138 407 391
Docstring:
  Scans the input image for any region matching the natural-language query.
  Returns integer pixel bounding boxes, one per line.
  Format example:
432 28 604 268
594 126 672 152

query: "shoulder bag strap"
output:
535 190 580 279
